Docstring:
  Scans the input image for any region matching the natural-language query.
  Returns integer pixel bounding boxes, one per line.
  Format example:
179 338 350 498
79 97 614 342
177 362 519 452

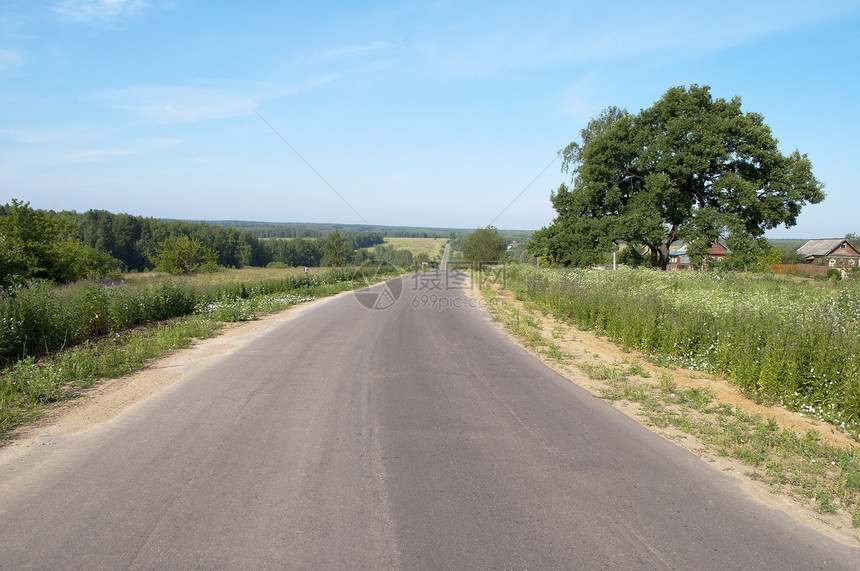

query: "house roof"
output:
796 238 857 257
669 239 731 258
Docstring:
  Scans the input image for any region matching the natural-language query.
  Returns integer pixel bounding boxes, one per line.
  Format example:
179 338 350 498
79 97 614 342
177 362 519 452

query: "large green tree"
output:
529 85 824 270
0 200 121 287
462 226 507 263
321 230 352 267
150 235 218 275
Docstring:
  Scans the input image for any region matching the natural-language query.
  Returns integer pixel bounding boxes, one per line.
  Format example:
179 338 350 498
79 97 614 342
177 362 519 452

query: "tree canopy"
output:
0 200 121 287
462 226 507 263
321 230 351 267
529 85 824 270
150 235 218 275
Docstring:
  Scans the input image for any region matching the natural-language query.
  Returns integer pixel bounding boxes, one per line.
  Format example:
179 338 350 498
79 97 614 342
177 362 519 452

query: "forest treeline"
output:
207 220 459 239
0 201 398 287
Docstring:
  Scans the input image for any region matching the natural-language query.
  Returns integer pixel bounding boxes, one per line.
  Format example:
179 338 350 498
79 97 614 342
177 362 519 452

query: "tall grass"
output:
0 266 399 433
0 266 390 366
500 265 860 429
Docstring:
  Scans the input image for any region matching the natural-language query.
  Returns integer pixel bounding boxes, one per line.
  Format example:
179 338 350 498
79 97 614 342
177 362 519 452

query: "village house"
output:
795 238 860 267
667 240 730 270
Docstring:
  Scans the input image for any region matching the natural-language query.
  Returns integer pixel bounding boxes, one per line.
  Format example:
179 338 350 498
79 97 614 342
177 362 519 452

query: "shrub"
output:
151 236 219 275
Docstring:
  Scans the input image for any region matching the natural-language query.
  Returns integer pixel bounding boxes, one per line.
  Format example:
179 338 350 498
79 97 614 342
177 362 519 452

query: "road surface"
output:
440 242 450 270
1 273 857 569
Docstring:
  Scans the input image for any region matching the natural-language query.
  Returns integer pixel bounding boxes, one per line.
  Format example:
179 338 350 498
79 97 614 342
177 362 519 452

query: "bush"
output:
0 200 123 287
151 236 219 275
462 226 506 263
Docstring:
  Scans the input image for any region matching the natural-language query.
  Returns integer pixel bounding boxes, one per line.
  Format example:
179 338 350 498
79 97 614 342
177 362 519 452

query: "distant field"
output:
381 237 448 257
123 266 330 286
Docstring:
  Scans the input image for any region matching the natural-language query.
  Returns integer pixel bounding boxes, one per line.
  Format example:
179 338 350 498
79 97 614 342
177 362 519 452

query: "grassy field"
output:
380 237 448 258
122 266 333 286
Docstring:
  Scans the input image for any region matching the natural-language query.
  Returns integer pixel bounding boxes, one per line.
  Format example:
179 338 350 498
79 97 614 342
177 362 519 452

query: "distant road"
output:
440 242 450 270
1 273 857 569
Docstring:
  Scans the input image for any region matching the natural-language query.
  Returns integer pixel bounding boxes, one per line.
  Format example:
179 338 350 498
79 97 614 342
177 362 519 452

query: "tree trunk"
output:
650 242 670 271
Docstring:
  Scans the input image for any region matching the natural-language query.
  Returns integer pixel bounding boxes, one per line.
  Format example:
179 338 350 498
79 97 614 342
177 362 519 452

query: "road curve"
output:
1 272 857 569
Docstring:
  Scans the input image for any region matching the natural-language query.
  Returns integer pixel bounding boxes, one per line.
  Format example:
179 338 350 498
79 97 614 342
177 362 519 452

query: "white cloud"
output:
411 0 860 76
0 123 103 145
0 124 182 165
92 83 270 123
90 78 338 123
64 147 136 163
0 49 22 70
62 137 181 164
324 41 394 58
53 0 150 24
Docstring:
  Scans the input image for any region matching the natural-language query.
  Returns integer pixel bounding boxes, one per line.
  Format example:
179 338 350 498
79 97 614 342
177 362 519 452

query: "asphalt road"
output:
1 273 858 569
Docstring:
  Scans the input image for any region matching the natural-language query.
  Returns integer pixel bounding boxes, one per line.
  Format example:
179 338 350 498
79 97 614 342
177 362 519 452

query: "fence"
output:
772 263 831 277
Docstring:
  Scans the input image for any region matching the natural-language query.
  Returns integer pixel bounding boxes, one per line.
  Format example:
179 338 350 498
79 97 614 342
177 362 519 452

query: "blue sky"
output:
1 1 859 237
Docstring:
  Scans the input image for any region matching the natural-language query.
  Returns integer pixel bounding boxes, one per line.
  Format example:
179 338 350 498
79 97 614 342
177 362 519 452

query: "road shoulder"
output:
463 275 860 547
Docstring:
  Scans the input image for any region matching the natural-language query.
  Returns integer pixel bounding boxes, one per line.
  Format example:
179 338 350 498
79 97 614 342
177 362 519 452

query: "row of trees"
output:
0 201 270 286
218 221 455 240
76 209 269 271
0 203 427 287
0 200 121 288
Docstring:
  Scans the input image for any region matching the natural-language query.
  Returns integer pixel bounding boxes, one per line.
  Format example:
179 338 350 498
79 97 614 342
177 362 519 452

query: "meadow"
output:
499 264 860 430
377 237 448 258
0 265 398 433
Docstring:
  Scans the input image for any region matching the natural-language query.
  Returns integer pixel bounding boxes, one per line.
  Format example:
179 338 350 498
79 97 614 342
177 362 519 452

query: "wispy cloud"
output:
92 83 268 123
91 78 338 123
63 137 181 164
53 0 150 24
0 123 103 145
0 49 22 70
324 41 393 58
411 0 860 76
0 123 181 164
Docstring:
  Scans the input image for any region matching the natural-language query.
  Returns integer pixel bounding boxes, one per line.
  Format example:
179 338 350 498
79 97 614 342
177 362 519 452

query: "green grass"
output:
0 266 398 437
608 374 860 520
0 316 222 431
0 266 388 366
379 237 448 258
496 264 860 430
481 272 860 531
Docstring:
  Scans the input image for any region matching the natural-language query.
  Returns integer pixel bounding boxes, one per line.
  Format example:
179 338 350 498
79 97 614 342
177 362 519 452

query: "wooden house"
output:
667 240 731 270
795 238 860 267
